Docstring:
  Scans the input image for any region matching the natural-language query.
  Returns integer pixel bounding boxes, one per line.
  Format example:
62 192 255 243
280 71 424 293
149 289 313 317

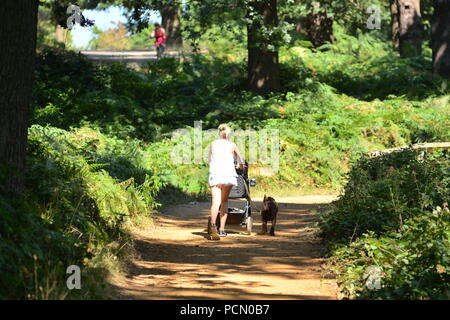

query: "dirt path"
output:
109 196 339 299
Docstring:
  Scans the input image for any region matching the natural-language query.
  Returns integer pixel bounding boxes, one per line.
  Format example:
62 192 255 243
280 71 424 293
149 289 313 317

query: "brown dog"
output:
260 195 278 236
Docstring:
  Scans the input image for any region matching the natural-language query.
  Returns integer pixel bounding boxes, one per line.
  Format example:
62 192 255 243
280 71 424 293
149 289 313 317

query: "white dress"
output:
208 152 238 187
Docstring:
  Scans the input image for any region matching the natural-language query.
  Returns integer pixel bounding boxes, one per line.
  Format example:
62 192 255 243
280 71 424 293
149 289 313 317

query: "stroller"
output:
215 161 256 234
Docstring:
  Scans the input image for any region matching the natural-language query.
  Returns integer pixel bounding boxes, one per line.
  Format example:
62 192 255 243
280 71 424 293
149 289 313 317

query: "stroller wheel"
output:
246 216 253 235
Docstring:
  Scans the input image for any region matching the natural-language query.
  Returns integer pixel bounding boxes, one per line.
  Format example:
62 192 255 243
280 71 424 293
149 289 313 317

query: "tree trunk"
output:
432 0 450 78
397 0 423 57
0 0 39 195
306 2 335 48
284 17 309 37
391 0 400 51
247 0 280 95
160 3 183 50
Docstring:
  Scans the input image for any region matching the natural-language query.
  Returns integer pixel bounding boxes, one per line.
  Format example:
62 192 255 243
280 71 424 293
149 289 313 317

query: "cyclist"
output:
153 23 166 58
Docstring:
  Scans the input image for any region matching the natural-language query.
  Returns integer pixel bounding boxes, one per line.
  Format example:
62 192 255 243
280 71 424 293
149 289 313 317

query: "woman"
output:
153 23 166 58
207 124 245 240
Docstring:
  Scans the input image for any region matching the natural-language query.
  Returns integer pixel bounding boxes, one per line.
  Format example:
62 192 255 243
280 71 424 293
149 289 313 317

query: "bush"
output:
320 149 449 241
282 24 447 101
32 48 248 141
319 149 450 299
0 125 165 299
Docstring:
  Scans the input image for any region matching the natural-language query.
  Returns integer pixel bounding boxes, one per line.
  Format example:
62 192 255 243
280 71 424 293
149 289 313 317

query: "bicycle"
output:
156 43 166 59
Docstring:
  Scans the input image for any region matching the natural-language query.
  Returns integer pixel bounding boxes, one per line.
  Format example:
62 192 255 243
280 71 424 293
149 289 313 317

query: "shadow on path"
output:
109 196 339 300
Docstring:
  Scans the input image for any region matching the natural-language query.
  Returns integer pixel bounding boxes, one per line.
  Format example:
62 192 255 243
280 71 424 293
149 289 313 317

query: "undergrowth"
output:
319 149 449 299
0 126 164 299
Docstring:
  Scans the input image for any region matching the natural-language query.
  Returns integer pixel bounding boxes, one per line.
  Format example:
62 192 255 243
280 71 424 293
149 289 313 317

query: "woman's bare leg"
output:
210 185 222 224
219 184 233 231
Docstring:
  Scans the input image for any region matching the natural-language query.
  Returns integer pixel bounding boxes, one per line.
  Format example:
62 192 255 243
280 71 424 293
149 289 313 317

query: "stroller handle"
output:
234 160 249 177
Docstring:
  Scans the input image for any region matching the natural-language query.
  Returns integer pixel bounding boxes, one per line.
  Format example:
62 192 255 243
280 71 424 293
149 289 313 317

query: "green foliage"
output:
32 31 449 196
257 79 449 191
183 0 292 52
0 125 165 299
129 26 155 49
32 48 249 141
38 0 98 27
321 150 449 241
320 149 450 299
281 0 391 36
22 16 450 300
37 5 75 49
285 24 446 101
89 22 153 50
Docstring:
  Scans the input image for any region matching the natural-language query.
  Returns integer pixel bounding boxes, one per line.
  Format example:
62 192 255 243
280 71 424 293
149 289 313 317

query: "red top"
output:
154 28 166 45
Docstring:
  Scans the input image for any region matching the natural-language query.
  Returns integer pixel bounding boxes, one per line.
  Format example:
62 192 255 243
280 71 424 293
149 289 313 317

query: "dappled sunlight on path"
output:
109 196 339 300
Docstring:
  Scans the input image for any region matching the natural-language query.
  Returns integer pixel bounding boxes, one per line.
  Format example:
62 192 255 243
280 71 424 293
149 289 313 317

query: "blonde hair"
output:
218 123 231 139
